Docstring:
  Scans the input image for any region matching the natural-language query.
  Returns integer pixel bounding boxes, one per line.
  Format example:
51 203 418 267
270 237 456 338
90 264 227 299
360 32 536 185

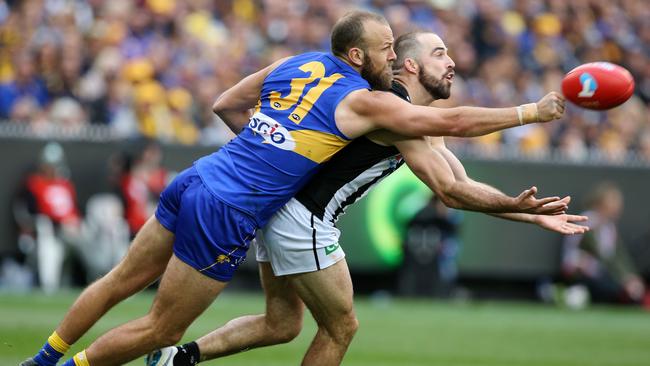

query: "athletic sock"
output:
33 331 70 366
62 350 90 366
174 342 201 366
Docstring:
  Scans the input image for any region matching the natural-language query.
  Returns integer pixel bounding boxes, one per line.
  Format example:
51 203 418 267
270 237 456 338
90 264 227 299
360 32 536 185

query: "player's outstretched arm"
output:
344 90 565 138
433 138 589 234
394 137 566 214
213 57 290 133
481 186 589 234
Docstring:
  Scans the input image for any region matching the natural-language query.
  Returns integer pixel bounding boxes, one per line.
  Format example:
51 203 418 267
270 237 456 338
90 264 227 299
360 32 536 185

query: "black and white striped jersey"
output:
294 82 410 224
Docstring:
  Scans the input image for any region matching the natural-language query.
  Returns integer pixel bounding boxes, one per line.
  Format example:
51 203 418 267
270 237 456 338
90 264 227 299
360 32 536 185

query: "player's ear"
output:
404 58 419 74
348 47 364 67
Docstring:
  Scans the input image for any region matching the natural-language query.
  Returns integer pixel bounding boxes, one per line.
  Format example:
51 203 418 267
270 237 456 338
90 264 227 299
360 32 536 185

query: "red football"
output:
561 62 635 110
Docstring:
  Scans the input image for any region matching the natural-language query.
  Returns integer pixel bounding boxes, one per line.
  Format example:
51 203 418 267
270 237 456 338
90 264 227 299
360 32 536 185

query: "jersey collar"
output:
390 81 411 103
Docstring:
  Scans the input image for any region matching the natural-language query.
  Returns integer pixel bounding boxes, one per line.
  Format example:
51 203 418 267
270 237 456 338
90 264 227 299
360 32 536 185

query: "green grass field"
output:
1 290 649 366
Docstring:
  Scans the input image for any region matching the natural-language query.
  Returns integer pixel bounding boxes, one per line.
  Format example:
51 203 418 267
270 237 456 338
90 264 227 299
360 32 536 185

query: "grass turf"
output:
1 290 649 366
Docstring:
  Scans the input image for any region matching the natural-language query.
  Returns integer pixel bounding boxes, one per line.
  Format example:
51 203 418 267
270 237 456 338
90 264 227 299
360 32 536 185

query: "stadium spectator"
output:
562 182 647 304
8 96 44 125
13 142 82 293
399 195 462 298
115 140 170 237
0 51 49 119
639 129 650 161
0 0 647 157
46 97 87 132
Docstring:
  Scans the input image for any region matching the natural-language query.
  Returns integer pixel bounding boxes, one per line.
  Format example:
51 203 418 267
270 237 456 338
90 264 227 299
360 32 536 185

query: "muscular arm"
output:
340 90 564 139
212 57 290 134
433 138 588 234
475 185 535 222
394 136 551 213
430 138 536 223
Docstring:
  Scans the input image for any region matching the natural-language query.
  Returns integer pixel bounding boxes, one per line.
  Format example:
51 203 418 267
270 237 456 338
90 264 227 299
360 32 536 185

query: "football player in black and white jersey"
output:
147 32 588 366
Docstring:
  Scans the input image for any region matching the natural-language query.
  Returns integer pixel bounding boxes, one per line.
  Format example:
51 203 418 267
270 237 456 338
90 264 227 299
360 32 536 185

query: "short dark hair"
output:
331 11 388 58
392 31 429 71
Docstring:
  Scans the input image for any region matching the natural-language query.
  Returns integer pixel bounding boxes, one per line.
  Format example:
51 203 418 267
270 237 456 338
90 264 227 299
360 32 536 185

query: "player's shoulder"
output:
343 89 406 115
268 52 352 79
277 51 336 68
263 55 296 77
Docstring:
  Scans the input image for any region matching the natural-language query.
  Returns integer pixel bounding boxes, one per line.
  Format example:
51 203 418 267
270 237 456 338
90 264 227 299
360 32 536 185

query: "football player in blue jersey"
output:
145 31 588 366
24 11 568 366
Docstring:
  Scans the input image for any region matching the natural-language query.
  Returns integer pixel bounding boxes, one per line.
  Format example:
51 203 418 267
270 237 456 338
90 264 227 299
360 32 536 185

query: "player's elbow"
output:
434 182 462 209
212 93 232 116
432 190 455 208
212 97 224 115
412 165 460 209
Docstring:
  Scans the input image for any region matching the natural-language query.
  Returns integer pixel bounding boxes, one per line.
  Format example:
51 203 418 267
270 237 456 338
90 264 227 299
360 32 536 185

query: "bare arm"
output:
434 138 589 234
472 179 589 234
212 57 290 134
342 90 565 138
394 137 564 214
431 137 536 221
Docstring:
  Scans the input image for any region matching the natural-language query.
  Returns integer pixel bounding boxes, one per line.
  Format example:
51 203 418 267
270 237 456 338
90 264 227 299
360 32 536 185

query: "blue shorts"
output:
155 166 257 282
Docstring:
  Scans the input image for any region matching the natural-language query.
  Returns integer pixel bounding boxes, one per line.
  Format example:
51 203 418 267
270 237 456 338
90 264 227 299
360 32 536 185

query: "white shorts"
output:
255 198 346 276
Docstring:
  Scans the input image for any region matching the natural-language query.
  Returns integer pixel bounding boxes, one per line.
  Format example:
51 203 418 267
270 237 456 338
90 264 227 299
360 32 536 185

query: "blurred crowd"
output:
6 141 170 292
562 182 647 306
0 0 648 160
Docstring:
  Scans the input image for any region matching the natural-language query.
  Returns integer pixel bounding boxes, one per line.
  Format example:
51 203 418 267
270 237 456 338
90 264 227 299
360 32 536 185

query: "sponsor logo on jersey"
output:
389 154 404 170
324 243 340 255
249 112 296 150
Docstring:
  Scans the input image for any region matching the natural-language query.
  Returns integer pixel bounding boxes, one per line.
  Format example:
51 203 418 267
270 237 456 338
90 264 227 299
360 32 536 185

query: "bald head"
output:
331 10 395 91
331 10 389 58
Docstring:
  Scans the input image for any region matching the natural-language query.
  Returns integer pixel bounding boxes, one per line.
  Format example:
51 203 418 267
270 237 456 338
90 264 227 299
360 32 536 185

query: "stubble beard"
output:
418 63 452 100
361 53 393 91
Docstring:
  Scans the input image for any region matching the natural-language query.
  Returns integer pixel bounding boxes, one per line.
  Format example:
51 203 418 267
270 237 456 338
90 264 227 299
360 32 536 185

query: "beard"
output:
418 63 452 100
360 53 392 91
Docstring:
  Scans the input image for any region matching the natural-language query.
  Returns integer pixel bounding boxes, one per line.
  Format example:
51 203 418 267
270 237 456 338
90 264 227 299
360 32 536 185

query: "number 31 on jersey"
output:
269 61 344 124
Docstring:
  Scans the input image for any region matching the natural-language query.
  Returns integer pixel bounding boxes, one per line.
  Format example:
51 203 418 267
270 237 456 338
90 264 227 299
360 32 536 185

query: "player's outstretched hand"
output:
534 213 590 235
514 186 568 215
537 92 565 122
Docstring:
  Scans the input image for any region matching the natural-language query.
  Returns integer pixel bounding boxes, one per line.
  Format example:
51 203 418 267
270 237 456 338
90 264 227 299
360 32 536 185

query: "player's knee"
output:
276 320 303 343
352 313 360 329
330 312 358 344
342 313 359 336
268 315 303 343
151 327 185 347
147 316 186 346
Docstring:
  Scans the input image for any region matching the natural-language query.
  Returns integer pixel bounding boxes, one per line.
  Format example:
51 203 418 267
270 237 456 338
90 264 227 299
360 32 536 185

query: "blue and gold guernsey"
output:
195 52 370 227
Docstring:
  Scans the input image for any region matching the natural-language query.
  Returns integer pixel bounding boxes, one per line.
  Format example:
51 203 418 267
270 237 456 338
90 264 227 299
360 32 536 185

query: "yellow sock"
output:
48 331 71 354
73 350 90 366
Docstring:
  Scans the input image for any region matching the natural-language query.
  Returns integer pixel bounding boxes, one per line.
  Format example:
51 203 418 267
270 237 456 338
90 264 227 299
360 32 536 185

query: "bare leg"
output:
56 216 174 344
290 259 357 366
83 255 227 366
196 262 304 360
